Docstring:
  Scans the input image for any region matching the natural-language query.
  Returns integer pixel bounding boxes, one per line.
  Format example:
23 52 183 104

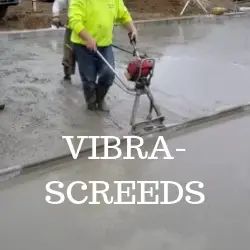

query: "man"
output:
68 0 137 111
52 0 76 82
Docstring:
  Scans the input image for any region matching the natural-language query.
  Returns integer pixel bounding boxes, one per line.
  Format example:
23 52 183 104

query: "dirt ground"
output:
0 0 235 31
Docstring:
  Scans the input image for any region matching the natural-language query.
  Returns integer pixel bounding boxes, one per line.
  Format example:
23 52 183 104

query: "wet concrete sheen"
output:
0 15 250 169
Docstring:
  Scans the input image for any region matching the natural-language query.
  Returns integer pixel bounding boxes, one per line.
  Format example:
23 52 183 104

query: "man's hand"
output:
86 37 97 51
128 29 138 44
79 29 97 51
51 16 62 28
124 22 138 44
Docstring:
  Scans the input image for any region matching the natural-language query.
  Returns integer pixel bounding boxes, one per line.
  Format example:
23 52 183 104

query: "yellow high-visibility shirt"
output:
68 0 132 46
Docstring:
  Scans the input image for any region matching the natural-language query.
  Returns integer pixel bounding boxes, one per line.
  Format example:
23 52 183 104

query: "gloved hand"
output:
128 29 138 44
51 16 63 28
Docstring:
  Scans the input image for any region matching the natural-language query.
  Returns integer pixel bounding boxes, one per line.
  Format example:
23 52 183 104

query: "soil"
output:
0 0 235 31
0 0 56 30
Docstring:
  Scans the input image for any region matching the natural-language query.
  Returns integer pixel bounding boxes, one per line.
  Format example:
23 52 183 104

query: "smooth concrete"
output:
0 16 250 168
0 114 249 250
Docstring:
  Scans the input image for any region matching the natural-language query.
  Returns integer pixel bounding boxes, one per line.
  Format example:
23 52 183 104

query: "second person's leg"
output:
62 28 74 81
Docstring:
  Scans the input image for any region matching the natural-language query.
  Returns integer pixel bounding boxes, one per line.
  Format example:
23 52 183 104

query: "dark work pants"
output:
73 44 115 104
62 28 76 76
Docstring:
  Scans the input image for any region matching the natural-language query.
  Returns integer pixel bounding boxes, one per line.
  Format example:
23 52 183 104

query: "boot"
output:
83 85 97 111
96 85 110 112
63 65 72 82
0 103 5 110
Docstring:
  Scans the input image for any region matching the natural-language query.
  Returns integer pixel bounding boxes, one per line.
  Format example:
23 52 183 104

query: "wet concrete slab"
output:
1 15 250 169
0 114 249 250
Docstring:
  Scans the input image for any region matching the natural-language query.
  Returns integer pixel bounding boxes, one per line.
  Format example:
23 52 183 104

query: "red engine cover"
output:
127 58 154 81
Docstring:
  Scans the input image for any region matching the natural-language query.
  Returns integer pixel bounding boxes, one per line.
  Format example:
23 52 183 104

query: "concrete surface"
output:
1 15 250 169
0 114 249 250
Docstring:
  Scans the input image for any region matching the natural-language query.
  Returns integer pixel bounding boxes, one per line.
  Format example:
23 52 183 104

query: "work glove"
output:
51 16 63 28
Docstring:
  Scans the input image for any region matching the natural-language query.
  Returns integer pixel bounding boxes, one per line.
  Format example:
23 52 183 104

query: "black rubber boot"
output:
83 85 97 111
63 65 72 82
96 85 110 112
64 74 71 81
0 103 5 110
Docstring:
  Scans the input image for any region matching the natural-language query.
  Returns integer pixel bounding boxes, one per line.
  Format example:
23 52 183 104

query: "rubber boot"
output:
0 103 5 110
96 85 110 112
63 65 71 82
83 85 97 111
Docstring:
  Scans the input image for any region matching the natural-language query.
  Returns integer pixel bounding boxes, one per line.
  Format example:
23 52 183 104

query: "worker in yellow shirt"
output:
68 0 137 111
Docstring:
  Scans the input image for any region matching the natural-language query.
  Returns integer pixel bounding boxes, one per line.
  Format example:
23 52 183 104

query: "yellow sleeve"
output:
68 0 86 34
116 0 132 24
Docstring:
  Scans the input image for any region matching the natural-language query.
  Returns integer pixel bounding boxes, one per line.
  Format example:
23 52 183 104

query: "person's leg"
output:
70 37 76 76
62 28 74 81
73 44 98 110
67 28 76 76
96 46 115 111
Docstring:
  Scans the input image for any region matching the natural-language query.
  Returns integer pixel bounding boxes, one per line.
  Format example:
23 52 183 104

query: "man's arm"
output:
78 30 97 51
51 0 67 27
123 21 137 42
116 0 138 42
52 0 67 17
68 0 97 50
